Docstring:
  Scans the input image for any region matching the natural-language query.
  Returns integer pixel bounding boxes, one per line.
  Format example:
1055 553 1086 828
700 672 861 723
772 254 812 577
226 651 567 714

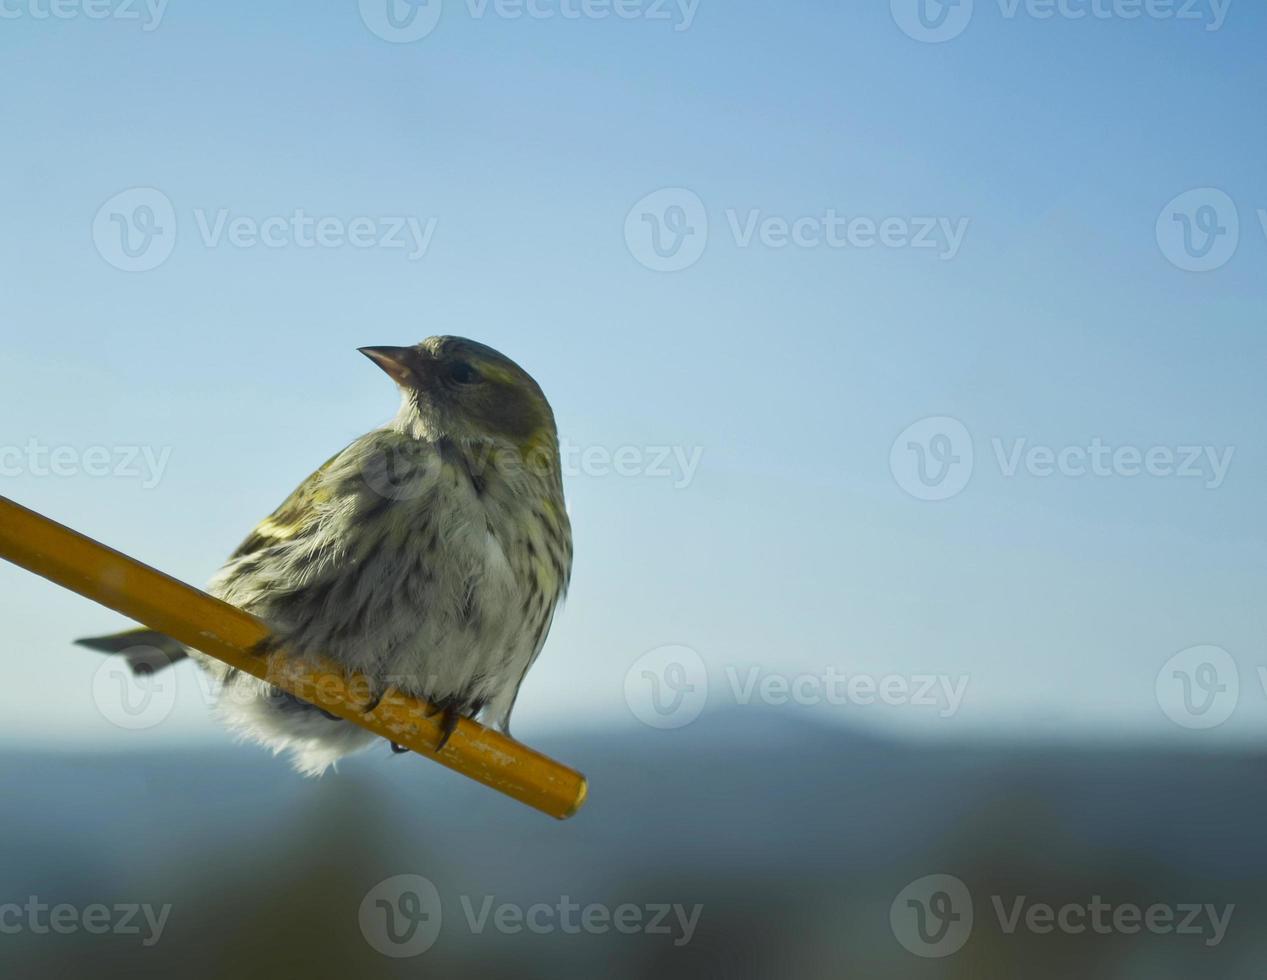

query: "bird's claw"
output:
435 702 462 752
362 687 389 715
249 634 283 657
387 696 467 754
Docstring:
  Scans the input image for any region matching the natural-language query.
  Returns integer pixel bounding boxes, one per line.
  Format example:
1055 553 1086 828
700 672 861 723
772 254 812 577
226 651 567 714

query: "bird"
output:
77 336 573 776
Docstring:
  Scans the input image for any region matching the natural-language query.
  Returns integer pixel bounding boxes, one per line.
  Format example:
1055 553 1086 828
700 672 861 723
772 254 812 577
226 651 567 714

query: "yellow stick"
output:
0 495 587 820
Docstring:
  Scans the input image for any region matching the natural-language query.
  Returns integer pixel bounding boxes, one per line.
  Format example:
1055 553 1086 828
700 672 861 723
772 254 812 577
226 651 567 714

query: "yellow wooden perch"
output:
0 495 587 820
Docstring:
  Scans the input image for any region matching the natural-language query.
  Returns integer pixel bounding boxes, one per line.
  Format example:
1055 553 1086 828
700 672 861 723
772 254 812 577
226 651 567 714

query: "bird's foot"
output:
435 702 462 752
422 696 449 719
420 696 464 751
249 634 283 657
362 686 390 715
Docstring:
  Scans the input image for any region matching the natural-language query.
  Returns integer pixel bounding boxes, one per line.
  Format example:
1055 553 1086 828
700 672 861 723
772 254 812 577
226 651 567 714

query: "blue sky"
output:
1 0 1265 752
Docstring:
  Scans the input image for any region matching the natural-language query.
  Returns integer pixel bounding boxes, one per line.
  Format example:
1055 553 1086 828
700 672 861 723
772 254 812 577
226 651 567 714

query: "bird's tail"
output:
75 628 188 675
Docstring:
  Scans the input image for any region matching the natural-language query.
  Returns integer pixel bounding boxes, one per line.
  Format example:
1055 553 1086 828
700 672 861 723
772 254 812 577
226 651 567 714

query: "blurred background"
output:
2 0 1266 976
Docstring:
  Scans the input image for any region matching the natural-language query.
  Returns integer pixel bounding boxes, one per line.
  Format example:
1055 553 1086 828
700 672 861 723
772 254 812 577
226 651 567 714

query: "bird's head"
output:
359 336 558 456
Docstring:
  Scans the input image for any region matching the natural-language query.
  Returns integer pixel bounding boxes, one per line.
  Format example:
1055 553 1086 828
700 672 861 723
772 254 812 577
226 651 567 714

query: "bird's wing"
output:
227 449 347 562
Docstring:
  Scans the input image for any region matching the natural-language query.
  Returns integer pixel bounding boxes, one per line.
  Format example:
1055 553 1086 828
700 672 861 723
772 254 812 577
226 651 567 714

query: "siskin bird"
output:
78 336 572 776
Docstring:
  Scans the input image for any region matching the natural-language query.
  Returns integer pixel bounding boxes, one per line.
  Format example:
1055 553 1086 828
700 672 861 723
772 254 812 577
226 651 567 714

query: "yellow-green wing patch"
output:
228 450 345 561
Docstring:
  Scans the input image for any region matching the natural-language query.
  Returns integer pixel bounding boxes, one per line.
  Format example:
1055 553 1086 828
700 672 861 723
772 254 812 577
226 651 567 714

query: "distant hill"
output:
1 709 1263 979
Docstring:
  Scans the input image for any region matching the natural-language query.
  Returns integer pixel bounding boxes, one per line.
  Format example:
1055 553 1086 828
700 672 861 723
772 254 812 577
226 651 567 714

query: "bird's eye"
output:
448 361 481 385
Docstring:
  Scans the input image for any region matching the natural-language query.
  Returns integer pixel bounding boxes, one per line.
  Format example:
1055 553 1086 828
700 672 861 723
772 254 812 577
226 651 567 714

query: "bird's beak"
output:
358 346 415 387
